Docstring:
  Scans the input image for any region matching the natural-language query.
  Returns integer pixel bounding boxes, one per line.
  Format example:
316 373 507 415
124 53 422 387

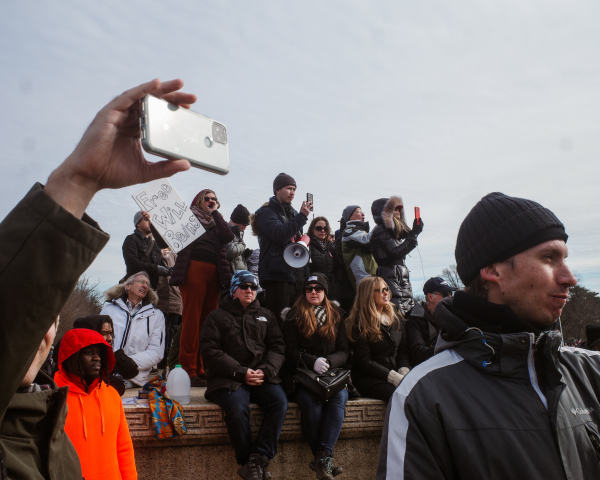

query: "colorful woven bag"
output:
145 375 187 439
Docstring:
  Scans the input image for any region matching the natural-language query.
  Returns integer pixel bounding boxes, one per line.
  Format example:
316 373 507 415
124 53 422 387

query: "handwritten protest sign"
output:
132 180 204 253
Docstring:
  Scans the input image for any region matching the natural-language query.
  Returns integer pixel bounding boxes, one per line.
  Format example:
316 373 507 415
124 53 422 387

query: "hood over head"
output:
73 314 113 333
58 328 116 377
371 196 406 228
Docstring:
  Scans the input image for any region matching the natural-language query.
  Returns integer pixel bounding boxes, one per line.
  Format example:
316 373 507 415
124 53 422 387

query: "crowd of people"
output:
2 79 600 480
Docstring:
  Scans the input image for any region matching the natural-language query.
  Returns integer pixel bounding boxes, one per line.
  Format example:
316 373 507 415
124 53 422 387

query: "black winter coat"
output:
122 229 164 289
280 305 349 394
351 318 409 395
378 292 600 480
254 197 308 284
405 301 440 367
332 234 354 301
307 237 335 288
200 298 286 398
371 197 417 316
169 210 234 289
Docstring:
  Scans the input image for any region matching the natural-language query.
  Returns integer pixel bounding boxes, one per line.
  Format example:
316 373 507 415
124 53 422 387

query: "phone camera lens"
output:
212 122 227 145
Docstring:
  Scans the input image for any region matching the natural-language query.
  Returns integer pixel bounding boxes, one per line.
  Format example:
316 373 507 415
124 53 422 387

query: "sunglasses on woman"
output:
374 287 390 293
204 196 217 202
314 226 329 232
305 285 325 293
238 284 258 291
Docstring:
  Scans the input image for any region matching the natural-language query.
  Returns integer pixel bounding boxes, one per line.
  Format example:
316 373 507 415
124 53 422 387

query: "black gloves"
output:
157 265 171 276
411 218 424 236
244 248 253 259
113 349 139 379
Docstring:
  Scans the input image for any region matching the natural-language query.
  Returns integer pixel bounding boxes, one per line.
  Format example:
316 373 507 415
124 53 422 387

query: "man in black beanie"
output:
254 173 312 324
378 193 600 480
227 204 253 273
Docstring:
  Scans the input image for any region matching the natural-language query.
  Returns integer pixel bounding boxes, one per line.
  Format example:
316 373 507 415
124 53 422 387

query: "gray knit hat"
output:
455 192 568 285
273 173 296 194
133 211 144 228
342 205 360 222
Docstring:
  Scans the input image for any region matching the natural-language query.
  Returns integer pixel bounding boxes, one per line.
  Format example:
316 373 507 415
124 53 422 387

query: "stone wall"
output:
125 388 386 479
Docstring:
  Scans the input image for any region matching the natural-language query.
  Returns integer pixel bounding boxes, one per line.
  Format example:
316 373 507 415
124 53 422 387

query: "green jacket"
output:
341 220 377 289
0 184 109 479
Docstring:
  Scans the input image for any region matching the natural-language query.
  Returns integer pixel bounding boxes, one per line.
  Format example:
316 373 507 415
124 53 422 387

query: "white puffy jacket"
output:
101 295 165 387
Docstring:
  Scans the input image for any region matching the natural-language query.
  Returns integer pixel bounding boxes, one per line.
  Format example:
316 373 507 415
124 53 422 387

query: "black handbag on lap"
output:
294 367 351 403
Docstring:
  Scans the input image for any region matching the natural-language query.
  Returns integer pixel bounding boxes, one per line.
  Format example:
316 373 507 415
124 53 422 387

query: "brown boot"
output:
311 450 337 480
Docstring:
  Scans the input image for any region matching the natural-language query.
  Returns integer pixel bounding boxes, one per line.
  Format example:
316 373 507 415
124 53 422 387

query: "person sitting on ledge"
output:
200 270 287 480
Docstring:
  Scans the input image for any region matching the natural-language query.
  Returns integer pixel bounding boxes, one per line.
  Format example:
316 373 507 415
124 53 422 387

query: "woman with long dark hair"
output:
170 189 233 387
347 276 410 402
281 273 349 480
307 216 335 288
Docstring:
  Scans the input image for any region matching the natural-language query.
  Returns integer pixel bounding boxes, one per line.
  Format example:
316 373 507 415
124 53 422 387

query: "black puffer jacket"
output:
332 233 354 301
199 298 285 398
351 316 409 395
405 301 440 367
370 197 418 316
280 304 349 394
378 291 600 480
307 237 335 288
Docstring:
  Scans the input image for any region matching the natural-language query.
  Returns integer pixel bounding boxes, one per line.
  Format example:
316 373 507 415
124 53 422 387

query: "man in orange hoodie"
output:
55 329 137 480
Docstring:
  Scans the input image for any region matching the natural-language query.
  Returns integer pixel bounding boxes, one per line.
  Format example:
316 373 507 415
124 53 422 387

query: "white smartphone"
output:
140 94 229 175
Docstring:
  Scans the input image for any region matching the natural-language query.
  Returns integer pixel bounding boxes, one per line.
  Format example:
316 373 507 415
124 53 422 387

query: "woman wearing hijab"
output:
170 189 234 386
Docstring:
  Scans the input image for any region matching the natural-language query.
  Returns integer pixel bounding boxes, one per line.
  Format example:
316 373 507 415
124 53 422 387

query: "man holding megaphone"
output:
254 173 311 326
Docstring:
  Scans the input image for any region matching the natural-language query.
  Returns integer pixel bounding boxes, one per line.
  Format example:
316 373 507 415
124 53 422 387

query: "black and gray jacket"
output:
405 301 440 367
226 224 248 273
378 291 600 480
200 298 286 398
370 197 417 316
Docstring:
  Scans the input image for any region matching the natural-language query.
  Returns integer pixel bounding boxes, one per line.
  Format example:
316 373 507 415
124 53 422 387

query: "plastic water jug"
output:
165 365 191 405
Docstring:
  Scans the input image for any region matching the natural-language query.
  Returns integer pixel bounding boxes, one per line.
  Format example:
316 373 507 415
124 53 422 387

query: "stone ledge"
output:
124 387 386 448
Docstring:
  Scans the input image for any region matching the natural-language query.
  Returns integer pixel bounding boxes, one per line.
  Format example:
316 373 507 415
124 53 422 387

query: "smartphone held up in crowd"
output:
307 193 313 211
140 94 230 175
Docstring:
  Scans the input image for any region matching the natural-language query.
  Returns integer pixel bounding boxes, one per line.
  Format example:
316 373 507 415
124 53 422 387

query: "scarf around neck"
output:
191 205 216 229
314 305 327 329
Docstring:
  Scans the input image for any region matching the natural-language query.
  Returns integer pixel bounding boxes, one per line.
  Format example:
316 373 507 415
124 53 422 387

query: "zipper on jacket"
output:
527 333 548 411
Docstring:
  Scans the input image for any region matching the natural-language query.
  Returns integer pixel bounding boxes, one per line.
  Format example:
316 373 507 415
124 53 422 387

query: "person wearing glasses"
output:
370 196 424 317
101 272 166 388
200 270 287 480
405 277 458 367
307 216 335 289
281 273 349 480
170 189 234 387
347 276 410 403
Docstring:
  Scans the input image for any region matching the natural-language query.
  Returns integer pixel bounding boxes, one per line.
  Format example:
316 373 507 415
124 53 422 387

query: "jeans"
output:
208 383 288 465
294 386 349 455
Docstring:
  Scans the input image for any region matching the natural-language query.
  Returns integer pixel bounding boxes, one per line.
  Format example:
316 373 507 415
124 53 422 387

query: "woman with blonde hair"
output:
347 276 410 402
281 273 349 480
170 189 233 387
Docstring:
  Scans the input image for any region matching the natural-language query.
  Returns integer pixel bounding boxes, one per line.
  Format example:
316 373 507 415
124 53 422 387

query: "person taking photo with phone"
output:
370 196 423 317
170 189 234 387
254 173 311 324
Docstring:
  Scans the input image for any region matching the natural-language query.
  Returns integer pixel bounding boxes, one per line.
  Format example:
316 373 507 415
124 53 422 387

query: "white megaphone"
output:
283 234 311 268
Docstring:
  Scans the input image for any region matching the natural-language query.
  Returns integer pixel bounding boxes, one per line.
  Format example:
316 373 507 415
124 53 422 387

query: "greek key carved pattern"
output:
125 400 386 438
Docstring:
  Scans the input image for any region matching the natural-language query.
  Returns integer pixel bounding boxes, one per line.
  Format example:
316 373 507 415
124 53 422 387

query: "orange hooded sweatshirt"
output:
55 328 137 480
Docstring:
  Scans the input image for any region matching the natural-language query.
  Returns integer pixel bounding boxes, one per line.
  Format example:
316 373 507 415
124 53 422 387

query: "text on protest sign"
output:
132 180 204 253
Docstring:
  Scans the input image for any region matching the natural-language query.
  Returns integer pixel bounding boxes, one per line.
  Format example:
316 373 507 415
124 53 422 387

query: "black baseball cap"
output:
423 277 458 295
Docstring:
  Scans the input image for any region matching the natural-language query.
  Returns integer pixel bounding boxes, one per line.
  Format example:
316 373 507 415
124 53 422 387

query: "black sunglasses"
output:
238 284 258 291
374 287 390 294
314 226 329 232
305 285 325 293
204 196 217 202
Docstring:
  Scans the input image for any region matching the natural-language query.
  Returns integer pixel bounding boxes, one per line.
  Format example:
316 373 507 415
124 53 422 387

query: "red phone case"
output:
415 207 421 224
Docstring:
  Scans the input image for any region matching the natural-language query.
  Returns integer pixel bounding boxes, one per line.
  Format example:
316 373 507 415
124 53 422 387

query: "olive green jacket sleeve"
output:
0 183 109 421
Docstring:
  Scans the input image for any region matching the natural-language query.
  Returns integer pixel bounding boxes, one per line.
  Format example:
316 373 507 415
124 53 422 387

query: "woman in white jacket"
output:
100 272 165 387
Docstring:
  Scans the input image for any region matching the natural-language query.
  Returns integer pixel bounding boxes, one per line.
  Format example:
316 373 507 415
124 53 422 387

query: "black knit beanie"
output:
230 204 251 225
305 272 329 295
273 173 296 194
455 192 568 286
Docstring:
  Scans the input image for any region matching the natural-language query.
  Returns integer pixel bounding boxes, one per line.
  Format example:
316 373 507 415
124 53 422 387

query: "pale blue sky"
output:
1 1 599 293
